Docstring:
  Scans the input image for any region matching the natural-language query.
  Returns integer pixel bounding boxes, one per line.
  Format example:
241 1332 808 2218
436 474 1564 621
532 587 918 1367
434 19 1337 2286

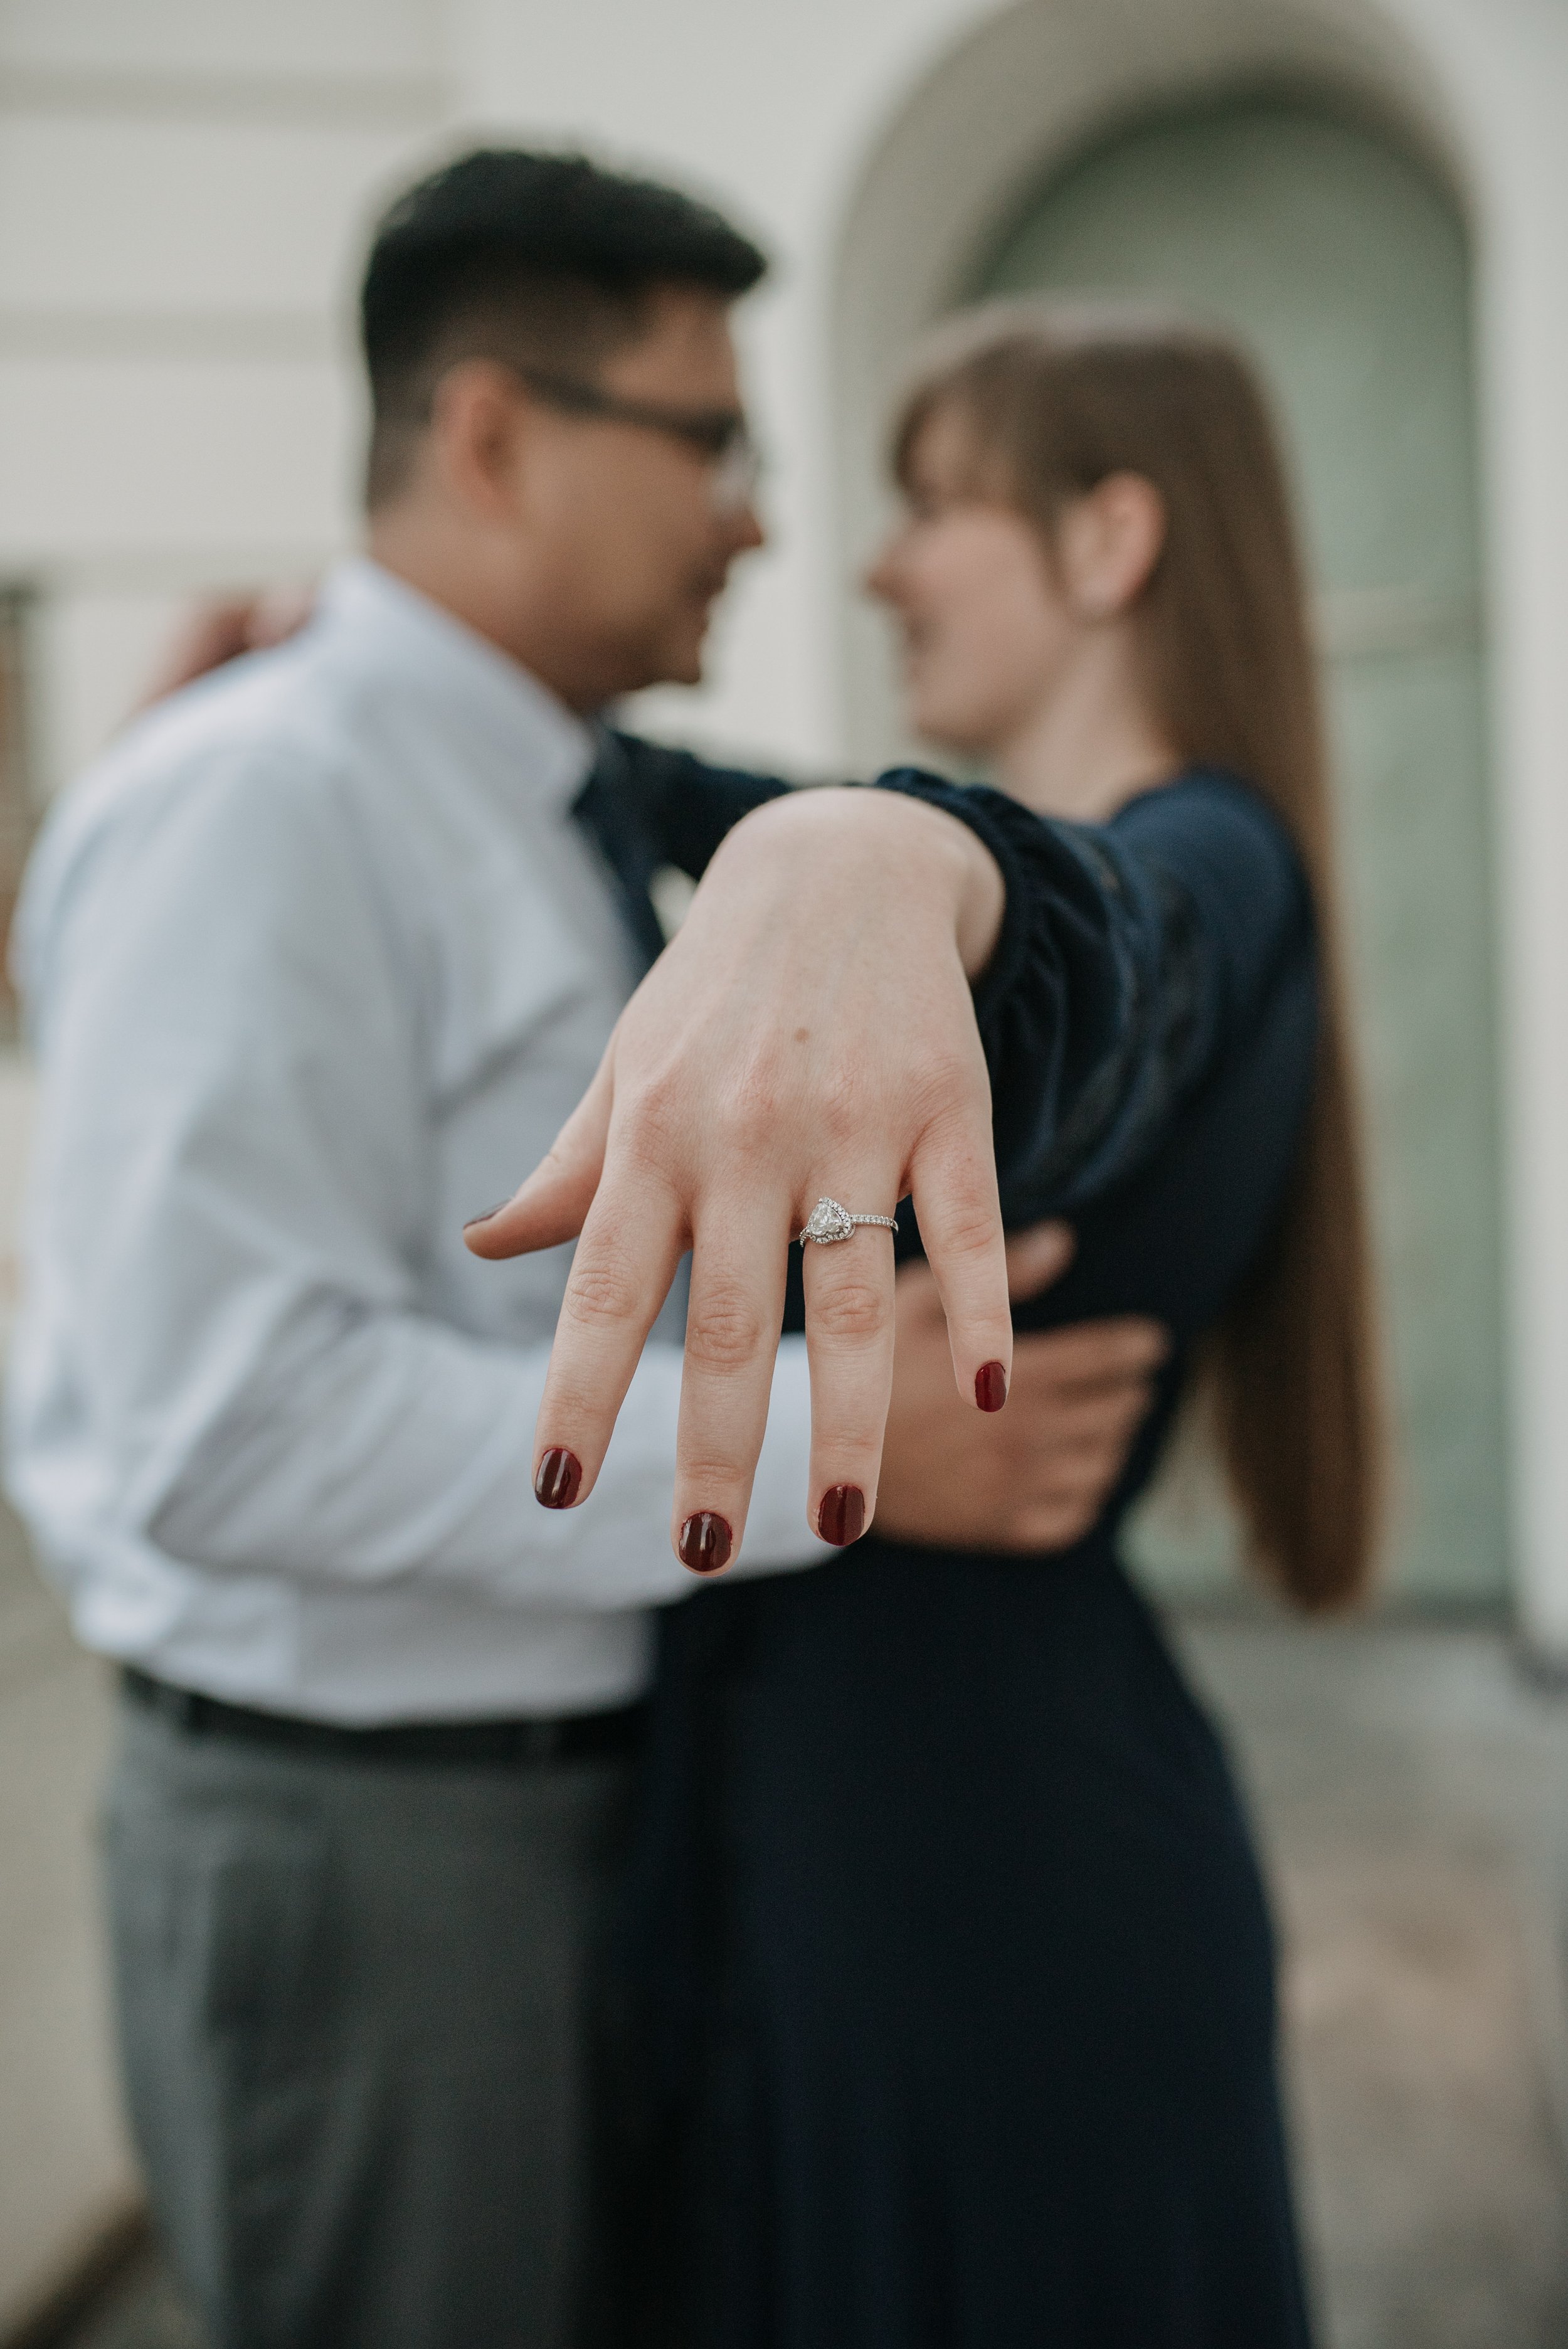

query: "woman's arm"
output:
469 768 1309 1569
604 741 1310 1212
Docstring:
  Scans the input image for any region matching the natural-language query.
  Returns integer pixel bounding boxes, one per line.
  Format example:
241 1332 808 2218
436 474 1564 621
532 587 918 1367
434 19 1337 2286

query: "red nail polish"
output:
818 1485 866 1547
535 1448 583 1509
679 1512 733 1574
975 1360 1007 1413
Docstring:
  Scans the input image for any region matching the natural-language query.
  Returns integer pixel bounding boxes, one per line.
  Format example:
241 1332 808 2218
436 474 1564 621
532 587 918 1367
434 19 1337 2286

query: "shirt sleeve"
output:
874 768 1316 1216
19 754 827 1609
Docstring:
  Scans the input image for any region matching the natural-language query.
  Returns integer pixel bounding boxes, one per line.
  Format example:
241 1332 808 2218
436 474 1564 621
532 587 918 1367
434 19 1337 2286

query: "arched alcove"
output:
831 4 1503 1608
832 0 1468 765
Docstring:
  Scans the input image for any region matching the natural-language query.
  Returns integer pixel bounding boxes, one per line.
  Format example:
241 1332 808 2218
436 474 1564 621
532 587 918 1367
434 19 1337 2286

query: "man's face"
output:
510 286 764 703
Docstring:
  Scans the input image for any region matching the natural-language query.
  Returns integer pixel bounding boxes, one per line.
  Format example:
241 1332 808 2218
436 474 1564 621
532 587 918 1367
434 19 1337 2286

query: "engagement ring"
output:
797 1197 900 1246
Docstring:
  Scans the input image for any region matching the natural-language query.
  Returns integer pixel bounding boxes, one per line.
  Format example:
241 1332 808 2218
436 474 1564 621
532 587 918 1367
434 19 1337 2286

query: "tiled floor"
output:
1179 1613 1568 2348
50 1613 1568 2349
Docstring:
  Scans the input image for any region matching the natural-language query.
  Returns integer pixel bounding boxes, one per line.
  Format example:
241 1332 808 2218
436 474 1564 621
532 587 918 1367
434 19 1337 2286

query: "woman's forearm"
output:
699 784 1005 981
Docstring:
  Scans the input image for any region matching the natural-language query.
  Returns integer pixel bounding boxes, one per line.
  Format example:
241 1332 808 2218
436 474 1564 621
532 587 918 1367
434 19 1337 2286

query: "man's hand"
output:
876 1222 1168 1552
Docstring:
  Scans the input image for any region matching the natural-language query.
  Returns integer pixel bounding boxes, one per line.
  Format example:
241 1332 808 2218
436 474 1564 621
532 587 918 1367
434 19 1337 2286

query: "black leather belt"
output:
122 1665 648 1769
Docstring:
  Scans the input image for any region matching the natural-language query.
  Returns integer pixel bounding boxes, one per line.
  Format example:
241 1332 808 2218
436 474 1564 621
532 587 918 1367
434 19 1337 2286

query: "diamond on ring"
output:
798 1197 899 1246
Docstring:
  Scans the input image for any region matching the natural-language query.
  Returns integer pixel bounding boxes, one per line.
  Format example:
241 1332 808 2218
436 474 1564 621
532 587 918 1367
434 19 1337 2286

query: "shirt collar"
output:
314 556 598 819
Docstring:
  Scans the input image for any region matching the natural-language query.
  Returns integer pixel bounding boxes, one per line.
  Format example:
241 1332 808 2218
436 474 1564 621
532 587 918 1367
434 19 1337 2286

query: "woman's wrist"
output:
709 785 1005 982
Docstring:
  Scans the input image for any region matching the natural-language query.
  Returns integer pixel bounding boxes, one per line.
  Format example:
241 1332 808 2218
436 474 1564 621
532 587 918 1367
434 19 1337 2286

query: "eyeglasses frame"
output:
508 366 763 515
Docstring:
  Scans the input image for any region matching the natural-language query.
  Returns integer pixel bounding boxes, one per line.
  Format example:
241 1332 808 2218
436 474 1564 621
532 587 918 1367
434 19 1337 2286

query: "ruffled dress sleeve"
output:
873 767 1317 1217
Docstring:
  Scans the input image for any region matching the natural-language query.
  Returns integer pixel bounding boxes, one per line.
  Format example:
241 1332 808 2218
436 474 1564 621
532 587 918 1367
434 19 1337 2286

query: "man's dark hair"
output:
359 147 769 507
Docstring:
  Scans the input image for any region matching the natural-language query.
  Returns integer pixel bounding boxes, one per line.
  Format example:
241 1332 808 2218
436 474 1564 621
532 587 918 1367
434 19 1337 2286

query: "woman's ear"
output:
1059 472 1167 622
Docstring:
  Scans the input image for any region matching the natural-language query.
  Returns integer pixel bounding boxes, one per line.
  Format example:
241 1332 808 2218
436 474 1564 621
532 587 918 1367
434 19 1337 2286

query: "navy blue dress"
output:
579 745 1318 2349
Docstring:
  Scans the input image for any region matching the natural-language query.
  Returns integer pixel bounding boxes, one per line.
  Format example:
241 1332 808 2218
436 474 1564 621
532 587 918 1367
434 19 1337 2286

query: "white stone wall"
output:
0 0 448 795
2 0 1567 2318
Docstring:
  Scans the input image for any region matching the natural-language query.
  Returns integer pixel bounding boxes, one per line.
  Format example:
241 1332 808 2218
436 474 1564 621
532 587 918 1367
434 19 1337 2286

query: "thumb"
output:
1005 1219 1075 1303
464 1054 612 1259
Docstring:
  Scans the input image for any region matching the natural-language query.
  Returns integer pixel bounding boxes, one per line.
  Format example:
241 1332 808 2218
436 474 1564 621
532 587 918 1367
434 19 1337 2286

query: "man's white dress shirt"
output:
6 558 826 1722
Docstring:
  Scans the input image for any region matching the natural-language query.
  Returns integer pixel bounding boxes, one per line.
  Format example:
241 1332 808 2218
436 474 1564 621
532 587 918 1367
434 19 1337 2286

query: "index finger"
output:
530 1170 685 1511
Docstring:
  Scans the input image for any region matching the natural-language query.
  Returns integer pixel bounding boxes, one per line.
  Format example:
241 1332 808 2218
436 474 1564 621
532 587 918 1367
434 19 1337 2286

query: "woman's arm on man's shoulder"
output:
599 728 798 878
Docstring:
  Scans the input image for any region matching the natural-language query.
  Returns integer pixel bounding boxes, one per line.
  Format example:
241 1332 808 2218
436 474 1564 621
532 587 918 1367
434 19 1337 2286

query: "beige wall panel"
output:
0 115 441 321
0 354 359 561
0 0 442 83
33 590 194 795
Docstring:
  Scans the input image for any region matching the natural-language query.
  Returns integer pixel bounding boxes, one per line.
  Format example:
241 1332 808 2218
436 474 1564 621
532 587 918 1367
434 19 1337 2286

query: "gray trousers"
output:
103 1689 638 2349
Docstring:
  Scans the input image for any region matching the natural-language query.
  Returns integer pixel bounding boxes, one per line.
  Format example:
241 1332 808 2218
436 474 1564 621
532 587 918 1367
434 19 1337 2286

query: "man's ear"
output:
426 359 532 523
1061 472 1167 622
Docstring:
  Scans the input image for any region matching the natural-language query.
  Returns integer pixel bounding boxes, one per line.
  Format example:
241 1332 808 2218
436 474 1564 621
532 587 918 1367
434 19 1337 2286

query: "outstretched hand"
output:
467 784 1010 1572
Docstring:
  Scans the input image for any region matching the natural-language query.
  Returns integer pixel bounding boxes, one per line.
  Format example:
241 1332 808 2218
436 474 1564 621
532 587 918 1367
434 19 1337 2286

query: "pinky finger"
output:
908 1125 1012 1412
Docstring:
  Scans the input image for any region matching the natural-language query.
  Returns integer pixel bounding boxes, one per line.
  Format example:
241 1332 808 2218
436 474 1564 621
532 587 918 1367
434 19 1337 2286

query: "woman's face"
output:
866 403 1075 759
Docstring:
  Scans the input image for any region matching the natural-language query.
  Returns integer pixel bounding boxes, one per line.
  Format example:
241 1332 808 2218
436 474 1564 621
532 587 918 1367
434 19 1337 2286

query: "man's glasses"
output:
513 367 763 516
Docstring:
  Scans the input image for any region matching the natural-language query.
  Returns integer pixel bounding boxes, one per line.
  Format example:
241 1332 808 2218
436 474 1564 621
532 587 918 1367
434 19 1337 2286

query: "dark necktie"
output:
571 731 669 977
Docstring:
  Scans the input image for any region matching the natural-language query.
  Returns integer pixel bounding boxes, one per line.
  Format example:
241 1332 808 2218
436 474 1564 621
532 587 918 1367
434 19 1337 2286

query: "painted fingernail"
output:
975 1360 1007 1413
464 1201 511 1231
817 1485 866 1547
534 1448 583 1509
679 1512 733 1574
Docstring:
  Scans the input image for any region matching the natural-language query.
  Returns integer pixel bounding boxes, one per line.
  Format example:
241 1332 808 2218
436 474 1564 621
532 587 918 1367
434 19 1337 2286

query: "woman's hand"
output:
877 1224 1169 1551
467 784 1009 1570
132 586 315 714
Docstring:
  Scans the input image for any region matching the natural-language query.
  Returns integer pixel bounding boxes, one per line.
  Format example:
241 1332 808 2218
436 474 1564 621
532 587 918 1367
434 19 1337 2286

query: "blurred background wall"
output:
1 0 1567 2327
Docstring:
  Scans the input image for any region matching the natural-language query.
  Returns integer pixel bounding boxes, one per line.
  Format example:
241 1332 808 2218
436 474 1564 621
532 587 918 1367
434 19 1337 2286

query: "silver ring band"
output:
798 1196 900 1247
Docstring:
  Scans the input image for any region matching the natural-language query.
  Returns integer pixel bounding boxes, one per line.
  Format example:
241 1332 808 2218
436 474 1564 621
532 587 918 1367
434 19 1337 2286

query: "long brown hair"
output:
893 300 1383 1609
